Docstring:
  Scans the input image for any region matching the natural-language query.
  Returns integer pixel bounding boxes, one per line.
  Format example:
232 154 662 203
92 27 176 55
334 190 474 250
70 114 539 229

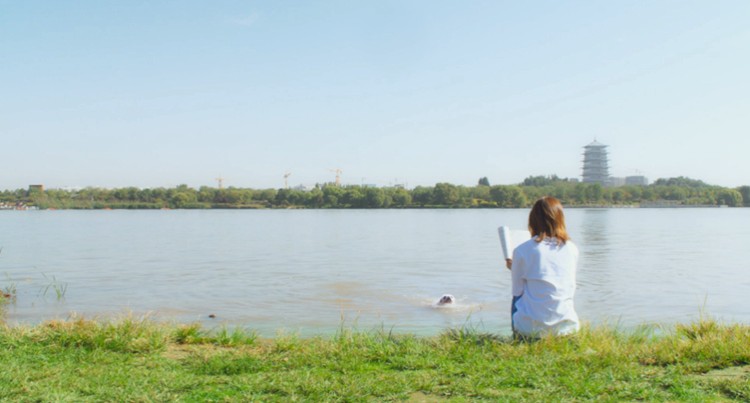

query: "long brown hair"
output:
528 196 570 244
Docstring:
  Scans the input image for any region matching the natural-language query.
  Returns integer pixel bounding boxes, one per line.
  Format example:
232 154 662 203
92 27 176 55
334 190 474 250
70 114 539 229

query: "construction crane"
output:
216 176 224 190
283 172 291 189
329 168 342 186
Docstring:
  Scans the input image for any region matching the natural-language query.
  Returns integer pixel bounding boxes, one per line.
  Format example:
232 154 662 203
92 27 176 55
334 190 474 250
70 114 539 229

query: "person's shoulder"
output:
563 240 579 254
515 237 539 253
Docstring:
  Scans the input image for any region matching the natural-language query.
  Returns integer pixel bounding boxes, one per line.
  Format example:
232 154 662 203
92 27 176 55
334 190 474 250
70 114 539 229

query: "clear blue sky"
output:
2 1 749 190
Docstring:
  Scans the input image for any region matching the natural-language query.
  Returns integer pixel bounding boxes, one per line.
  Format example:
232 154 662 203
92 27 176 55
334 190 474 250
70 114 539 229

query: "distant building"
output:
28 184 44 194
607 176 649 187
609 177 626 187
581 140 610 185
625 175 649 186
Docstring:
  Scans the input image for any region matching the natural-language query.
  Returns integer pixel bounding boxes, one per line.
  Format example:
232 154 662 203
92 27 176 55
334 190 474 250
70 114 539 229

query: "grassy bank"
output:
1 316 749 401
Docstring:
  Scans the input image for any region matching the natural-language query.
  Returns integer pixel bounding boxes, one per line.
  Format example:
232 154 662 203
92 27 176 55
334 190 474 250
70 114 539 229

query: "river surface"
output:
1 208 749 336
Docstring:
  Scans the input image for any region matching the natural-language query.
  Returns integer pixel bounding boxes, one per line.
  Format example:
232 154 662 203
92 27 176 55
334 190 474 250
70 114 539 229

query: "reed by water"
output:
0 312 748 401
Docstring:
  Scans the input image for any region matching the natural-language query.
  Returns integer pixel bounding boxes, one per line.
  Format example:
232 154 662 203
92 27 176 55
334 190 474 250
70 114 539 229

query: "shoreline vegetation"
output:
0 314 748 401
3 176 749 211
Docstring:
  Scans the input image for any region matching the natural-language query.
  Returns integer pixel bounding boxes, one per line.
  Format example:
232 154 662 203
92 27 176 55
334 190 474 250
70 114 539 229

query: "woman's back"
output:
511 236 579 336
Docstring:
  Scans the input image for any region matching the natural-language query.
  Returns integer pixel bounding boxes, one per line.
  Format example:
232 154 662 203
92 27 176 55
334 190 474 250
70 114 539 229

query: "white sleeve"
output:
566 241 579 285
511 247 524 297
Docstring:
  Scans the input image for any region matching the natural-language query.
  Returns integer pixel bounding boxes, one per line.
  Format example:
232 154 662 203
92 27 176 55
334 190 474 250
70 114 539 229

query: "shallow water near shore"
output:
1 208 749 336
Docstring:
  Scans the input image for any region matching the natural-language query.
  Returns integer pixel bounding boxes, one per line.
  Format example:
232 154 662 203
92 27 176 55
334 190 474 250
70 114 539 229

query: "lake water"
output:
1 208 749 336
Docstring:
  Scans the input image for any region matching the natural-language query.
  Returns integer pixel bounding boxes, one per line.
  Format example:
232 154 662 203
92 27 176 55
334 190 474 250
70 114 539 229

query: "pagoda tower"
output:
581 140 610 185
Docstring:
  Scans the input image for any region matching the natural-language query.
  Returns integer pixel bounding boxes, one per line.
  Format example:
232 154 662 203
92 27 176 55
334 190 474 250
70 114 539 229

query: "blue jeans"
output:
511 295 521 333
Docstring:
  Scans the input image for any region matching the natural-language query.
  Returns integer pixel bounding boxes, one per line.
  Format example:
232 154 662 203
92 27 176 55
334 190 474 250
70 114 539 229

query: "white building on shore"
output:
581 140 610 185
581 140 648 187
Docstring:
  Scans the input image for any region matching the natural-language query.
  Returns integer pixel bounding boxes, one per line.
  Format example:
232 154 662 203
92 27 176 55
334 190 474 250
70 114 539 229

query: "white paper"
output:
497 226 531 260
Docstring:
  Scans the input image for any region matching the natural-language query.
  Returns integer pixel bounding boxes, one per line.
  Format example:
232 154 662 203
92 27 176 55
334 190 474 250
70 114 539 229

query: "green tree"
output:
478 177 490 186
506 186 528 207
225 188 247 205
658 186 688 201
550 183 572 202
522 175 567 187
322 185 344 207
624 185 642 201
573 184 588 204
343 186 365 207
391 188 412 207
433 183 460 206
716 189 743 207
589 183 603 202
490 185 527 207
274 188 293 206
170 191 197 208
469 185 491 203
255 189 278 205
197 186 217 203
641 187 656 201
113 187 140 202
363 187 386 208
305 188 325 208
653 177 709 188
490 186 507 206
411 186 434 206
737 186 750 207
611 189 626 203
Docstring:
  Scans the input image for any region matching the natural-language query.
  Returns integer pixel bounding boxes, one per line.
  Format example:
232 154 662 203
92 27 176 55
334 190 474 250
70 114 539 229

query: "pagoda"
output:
581 140 610 185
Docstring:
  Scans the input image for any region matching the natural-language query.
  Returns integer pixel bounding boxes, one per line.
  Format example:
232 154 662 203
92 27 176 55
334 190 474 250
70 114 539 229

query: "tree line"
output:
2 176 747 210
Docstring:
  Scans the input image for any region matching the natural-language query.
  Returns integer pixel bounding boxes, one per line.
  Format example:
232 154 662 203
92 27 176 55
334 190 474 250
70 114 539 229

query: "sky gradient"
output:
2 1 749 190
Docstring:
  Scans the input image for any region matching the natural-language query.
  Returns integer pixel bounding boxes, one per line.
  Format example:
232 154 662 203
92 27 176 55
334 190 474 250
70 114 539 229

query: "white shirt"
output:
511 236 580 336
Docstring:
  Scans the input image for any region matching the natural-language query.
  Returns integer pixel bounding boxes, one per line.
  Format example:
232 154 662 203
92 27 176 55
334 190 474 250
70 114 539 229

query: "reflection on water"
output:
579 209 611 261
578 209 612 275
1 208 749 336
577 209 616 311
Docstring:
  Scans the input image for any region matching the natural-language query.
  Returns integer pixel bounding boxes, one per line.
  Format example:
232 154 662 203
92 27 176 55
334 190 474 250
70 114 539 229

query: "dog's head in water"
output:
437 294 455 305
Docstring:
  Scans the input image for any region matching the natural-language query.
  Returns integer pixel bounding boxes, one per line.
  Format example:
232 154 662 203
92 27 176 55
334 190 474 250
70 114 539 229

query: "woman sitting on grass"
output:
507 196 580 339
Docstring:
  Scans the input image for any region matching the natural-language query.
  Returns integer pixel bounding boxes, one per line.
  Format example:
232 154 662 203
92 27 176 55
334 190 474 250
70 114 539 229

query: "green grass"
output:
1 273 17 305
39 273 68 301
0 316 748 402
